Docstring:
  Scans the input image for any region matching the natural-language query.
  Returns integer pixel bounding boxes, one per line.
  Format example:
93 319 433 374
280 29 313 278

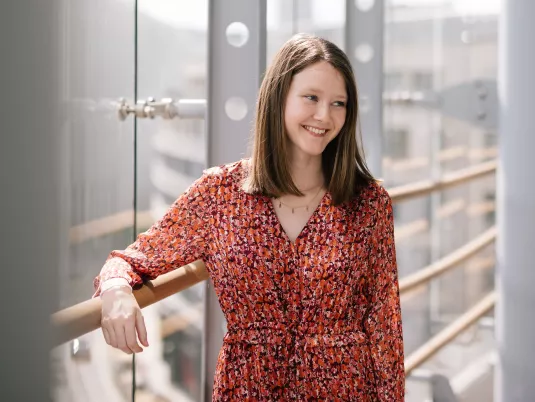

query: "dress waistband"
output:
223 327 368 350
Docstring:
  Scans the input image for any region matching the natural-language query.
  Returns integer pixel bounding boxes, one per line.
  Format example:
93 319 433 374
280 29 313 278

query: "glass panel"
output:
135 1 209 401
383 1 499 400
267 0 346 62
51 0 137 401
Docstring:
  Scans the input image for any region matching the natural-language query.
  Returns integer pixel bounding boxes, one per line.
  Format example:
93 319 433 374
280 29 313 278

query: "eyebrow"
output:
303 87 347 99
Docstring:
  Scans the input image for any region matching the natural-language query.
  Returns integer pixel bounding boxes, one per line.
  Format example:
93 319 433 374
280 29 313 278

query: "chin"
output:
299 146 327 157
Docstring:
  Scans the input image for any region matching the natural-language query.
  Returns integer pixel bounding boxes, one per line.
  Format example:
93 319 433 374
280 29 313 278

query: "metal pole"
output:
428 8 445 332
345 0 385 177
496 0 535 400
203 1 266 400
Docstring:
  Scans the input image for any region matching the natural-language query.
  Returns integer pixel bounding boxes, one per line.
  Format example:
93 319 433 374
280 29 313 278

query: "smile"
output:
302 125 328 136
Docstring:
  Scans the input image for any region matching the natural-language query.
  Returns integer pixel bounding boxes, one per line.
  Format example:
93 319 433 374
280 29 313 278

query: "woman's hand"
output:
100 286 149 354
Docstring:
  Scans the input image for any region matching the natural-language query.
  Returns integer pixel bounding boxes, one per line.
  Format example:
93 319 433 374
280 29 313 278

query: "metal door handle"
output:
117 97 206 121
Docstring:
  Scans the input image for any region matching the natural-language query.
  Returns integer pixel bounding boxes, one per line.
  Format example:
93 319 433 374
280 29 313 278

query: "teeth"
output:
304 125 327 135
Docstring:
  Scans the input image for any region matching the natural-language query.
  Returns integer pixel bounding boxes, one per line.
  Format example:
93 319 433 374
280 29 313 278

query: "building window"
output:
385 128 410 160
412 71 433 91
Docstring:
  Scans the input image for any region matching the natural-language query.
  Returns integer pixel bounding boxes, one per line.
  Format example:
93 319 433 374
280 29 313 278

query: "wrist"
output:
100 285 133 301
100 278 131 296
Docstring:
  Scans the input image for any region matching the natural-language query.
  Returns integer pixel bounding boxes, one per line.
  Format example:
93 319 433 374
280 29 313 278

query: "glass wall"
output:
267 0 345 62
383 0 498 400
51 1 137 401
135 1 208 400
51 1 209 401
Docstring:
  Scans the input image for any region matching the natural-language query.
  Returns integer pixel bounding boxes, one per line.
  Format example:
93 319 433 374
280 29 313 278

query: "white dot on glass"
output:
360 96 371 114
355 0 375 12
461 30 472 44
226 22 249 48
355 44 374 63
225 97 248 121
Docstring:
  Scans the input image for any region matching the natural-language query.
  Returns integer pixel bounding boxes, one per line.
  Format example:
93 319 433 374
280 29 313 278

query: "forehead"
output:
290 61 346 96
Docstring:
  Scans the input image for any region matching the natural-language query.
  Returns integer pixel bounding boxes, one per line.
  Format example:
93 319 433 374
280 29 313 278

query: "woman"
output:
95 34 404 401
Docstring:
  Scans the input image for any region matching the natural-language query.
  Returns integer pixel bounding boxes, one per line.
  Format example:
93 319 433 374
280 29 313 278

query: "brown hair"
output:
243 33 375 206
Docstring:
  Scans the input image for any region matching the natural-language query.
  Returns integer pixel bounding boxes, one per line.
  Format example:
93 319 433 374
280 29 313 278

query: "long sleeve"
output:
93 171 217 297
364 186 405 401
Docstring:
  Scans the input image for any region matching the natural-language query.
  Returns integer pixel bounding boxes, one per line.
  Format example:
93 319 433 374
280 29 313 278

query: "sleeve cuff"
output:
100 278 130 293
92 257 135 297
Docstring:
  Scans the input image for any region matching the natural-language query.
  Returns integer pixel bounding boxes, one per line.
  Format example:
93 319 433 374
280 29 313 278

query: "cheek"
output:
284 98 307 126
335 111 347 130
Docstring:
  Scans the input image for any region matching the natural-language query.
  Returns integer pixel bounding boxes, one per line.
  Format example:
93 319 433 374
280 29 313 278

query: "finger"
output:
136 310 149 347
102 327 111 345
114 324 133 354
105 323 118 348
125 321 143 353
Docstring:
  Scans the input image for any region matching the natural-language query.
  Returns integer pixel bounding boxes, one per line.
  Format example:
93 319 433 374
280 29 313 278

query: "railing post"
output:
431 374 459 402
497 0 535 400
204 1 267 400
345 0 385 177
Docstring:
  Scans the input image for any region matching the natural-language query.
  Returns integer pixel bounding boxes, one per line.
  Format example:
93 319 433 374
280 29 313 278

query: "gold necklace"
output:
276 186 324 214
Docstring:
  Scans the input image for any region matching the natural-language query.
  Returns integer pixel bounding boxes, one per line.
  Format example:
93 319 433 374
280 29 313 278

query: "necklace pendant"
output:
278 201 282 208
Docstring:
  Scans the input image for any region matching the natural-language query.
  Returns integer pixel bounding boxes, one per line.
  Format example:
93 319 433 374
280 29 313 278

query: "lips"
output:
302 125 329 137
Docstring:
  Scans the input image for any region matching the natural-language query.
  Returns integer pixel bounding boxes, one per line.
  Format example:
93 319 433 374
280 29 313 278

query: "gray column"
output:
345 0 385 177
496 0 535 401
0 0 61 400
203 1 266 400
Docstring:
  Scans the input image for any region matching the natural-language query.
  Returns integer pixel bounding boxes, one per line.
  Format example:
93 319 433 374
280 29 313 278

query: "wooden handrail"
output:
50 260 208 347
405 291 496 375
399 227 497 294
389 160 497 204
70 210 154 244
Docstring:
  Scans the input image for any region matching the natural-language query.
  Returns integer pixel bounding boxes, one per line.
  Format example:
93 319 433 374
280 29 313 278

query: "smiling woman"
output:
94 33 405 401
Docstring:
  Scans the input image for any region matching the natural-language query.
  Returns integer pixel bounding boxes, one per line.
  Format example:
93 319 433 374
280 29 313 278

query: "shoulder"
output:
348 179 392 210
183 159 247 209
345 180 393 225
365 180 392 206
202 158 248 182
203 158 247 177
190 158 248 197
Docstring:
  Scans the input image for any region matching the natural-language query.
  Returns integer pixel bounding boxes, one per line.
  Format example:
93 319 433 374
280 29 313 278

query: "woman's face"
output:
284 60 347 160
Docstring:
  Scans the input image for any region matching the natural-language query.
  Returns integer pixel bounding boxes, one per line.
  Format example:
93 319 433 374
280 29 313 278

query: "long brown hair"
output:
243 33 375 206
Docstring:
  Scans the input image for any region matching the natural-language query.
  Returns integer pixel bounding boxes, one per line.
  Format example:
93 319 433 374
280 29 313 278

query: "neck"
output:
288 152 324 192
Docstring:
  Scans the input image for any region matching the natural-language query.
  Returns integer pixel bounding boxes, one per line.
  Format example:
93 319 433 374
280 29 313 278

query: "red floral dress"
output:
94 159 405 401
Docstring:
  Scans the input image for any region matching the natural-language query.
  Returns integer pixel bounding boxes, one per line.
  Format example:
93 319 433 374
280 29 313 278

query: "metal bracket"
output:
117 97 206 121
384 79 498 129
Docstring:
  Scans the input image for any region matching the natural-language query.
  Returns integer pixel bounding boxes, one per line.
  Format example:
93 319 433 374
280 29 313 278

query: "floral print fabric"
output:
94 159 405 401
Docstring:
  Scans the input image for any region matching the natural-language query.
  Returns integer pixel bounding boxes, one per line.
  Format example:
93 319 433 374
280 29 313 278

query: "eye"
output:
304 95 318 102
333 101 346 107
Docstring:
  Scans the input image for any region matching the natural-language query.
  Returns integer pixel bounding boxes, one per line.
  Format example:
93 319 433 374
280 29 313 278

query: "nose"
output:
313 102 330 123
